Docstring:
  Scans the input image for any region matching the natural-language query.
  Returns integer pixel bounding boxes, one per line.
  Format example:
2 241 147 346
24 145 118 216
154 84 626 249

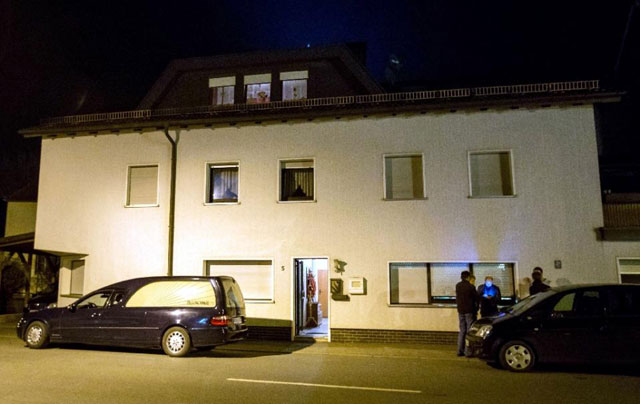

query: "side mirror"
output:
67 304 77 313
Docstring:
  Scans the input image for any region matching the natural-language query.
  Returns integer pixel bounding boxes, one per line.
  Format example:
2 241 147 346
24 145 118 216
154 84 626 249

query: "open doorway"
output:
294 258 329 339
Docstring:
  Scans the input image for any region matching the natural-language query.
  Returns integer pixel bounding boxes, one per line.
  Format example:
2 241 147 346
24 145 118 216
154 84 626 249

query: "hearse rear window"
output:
126 281 216 308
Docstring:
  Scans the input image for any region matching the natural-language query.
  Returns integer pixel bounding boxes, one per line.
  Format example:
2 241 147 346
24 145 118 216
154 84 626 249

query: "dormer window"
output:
281 71 308 101
209 76 235 106
244 73 271 104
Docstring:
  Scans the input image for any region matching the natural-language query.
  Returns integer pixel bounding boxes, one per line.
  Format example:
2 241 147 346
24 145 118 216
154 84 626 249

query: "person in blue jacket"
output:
477 276 501 317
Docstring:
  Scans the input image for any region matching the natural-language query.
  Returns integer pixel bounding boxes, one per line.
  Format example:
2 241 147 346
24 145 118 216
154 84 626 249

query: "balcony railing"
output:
603 203 640 228
39 79 600 127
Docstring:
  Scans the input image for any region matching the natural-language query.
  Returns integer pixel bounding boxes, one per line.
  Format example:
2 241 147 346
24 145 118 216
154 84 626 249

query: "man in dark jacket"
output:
477 276 501 317
529 267 550 295
456 270 479 356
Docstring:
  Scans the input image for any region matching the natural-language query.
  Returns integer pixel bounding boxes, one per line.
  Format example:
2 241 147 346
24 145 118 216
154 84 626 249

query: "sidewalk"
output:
0 313 20 325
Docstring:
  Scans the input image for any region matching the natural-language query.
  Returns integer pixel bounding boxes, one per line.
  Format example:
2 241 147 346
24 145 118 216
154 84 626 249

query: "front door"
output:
60 290 113 343
294 258 329 338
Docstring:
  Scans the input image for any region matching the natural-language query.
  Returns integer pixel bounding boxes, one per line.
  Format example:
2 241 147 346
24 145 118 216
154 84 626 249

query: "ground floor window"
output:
59 258 85 297
389 261 515 306
205 260 273 302
618 258 640 284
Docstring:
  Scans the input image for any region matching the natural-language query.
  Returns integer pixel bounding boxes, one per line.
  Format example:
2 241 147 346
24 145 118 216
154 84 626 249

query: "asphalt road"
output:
1 323 640 404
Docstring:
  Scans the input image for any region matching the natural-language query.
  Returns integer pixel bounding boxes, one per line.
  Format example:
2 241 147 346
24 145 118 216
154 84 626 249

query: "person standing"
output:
456 270 479 357
477 276 501 317
529 267 550 295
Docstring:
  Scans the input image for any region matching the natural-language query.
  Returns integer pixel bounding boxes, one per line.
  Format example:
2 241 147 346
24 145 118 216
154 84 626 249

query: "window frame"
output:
204 259 275 303
244 73 272 104
277 157 316 203
382 152 427 201
60 257 87 298
467 149 516 198
280 70 309 101
387 260 518 307
204 161 241 205
616 257 640 284
125 164 160 208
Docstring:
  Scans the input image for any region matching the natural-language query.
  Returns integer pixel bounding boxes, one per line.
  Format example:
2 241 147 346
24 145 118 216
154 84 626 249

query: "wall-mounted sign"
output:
348 277 366 295
330 278 350 301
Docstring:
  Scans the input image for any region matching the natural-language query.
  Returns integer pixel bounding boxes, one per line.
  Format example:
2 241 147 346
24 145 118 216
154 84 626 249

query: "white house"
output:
21 45 639 342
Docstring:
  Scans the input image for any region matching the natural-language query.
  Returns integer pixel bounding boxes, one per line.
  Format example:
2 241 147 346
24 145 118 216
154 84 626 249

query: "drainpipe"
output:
163 127 179 276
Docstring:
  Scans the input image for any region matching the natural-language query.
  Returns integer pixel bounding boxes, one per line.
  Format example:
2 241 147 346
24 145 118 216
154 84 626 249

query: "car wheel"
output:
162 326 191 357
25 321 49 349
499 340 536 372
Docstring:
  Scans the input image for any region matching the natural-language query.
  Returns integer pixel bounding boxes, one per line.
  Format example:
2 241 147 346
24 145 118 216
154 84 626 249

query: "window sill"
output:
467 195 517 199
204 201 240 206
388 303 456 308
125 204 160 208
277 200 317 204
245 300 275 304
383 197 428 201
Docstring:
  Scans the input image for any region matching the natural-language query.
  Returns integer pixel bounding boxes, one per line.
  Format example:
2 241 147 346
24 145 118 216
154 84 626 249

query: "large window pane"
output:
469 151 514 197
280 160 314 201
212 86 235 106
126 281 216 308
282 79 307 100
127 165 158 206
207 260 273 302
472 263 515 299
384 155 424 199
70 260 85 295
246 83 271 104
208 164 239 203
389 263 429 304
431 263 469 302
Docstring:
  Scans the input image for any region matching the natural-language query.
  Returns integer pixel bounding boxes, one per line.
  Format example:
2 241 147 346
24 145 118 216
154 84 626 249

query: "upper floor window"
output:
384 154 425 200
280 70 308 101
206 163 239 204
279 159 315 202
244 73 271 104
209 76 235 106
127 165 158 207
468 150 515 197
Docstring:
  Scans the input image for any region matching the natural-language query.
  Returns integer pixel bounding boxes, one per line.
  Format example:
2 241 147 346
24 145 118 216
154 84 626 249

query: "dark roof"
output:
138 44 383 109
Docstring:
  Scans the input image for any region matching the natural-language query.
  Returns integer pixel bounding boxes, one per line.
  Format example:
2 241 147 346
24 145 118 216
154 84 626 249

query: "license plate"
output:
232 317 242 325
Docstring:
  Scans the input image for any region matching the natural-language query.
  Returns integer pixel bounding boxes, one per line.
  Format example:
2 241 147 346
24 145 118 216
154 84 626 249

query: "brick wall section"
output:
331 328 457 345
247 326 291 341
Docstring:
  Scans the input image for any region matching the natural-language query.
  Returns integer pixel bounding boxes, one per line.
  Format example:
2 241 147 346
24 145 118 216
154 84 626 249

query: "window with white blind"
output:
389 262 516 305
279 159 315 202
618 258 640 284
468 151 515 197
126 165 158 206
384 154 425 200
206 260 273 302
281 70 308 101
244 73 271 104
209 76 236 106
207 163 239 204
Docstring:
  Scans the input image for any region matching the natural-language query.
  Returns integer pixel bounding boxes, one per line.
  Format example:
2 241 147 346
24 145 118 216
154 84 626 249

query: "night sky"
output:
1 0 639 198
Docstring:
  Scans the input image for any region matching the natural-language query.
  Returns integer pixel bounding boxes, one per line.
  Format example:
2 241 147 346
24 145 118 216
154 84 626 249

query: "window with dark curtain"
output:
209 165 238 203
280 161 314 201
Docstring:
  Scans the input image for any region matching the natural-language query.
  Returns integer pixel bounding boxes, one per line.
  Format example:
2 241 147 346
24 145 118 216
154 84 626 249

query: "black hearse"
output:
16 276 247 357
466 284 640 371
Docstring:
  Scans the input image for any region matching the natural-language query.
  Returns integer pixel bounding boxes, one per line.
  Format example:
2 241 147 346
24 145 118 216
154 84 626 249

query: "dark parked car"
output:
16 276 247 357
24 291 58 314
466 284 640 371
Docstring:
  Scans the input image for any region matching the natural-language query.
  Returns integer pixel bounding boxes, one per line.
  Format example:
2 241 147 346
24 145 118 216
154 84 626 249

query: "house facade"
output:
22 45 639 342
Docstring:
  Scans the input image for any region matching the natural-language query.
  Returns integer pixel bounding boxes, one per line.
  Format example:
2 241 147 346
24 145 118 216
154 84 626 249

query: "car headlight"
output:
476 325 493 338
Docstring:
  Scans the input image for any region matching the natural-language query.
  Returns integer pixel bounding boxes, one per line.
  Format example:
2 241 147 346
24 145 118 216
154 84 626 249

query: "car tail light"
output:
210 315 231 326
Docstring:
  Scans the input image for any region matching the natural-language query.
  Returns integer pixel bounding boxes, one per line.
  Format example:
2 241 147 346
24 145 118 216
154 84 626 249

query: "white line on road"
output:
227 378 422 394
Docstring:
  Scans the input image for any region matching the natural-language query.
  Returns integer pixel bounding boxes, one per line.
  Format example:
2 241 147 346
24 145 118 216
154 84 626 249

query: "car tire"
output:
162 326 191 357
499 340 536 372
25 321 49 349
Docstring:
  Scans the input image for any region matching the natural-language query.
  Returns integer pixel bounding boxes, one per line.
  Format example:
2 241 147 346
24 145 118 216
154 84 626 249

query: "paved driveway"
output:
2 323 640 404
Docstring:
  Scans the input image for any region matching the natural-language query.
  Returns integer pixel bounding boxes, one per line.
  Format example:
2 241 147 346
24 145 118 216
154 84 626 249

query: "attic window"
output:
280 71 308 101
209 76 235 106
244 73 271 104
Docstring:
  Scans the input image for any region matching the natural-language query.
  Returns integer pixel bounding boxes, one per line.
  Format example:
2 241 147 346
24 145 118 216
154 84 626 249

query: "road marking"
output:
227 378 421 394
